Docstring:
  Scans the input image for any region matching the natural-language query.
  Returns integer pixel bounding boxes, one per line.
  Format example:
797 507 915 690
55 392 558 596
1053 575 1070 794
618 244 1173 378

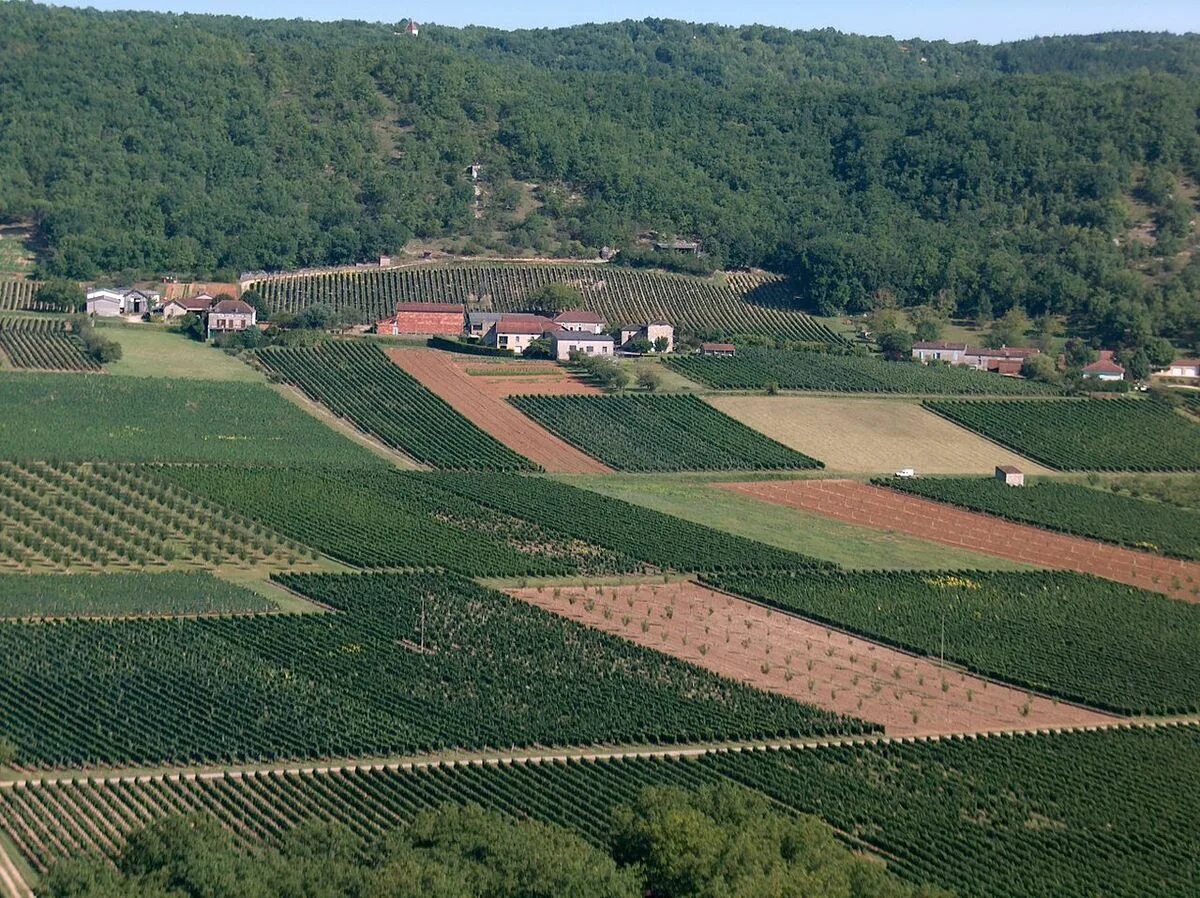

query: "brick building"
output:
376 302 465 336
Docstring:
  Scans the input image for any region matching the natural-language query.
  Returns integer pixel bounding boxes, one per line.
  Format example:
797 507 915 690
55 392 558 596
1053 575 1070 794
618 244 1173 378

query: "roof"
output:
647 319 672 327
169 296 213 311
549 329 613 343
969 346 1040 360
702 342 736 352
554 310 605 324
913 341 967 351
1170 358 1200 367
1083 359 1125 375
467 311 503 322
394 302 465 314
210 299 255 315
494 315 553 336
995 465 1023 475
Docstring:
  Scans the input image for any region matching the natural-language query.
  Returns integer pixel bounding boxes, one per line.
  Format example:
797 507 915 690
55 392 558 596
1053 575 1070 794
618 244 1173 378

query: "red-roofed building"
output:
700 342 736 357
483 315 555 353
376 302 465 336
1156 358 1200 380
1082 350 1126 382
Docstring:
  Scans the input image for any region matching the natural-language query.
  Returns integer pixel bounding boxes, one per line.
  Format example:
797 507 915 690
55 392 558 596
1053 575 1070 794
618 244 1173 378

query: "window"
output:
498 335 508 347
586 345 594 353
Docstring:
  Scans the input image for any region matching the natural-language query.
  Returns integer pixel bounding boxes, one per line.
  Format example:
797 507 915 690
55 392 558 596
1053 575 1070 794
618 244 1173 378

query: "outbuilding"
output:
700 342 736 357
553 310 606 334
376 302 465 336
995 465 1025 487
548 328 614 361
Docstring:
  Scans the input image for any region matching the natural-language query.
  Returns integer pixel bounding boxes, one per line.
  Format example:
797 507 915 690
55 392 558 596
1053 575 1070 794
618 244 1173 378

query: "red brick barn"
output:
376 302 465 336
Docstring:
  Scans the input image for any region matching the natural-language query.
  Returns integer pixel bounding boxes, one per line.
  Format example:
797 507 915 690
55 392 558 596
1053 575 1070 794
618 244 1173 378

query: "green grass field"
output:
97 323 265 382
0 372 381 465
561 473 1029 571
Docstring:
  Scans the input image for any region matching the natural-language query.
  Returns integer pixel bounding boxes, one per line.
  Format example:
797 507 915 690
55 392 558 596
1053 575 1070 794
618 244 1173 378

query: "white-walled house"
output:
161 293 214 320
484 315 554 353
1156 358 1200 380
206 298 257 337
912 341 969 364
619 320 674 352
1081 350 1125 382
553 310 606 334
548 328 614 361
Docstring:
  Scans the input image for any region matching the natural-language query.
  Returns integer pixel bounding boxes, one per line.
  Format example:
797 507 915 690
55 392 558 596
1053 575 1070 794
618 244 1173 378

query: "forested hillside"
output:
1 4 1199 342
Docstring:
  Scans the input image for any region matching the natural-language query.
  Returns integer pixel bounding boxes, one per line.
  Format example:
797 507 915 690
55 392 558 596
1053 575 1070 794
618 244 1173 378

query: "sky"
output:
73 0 1199 41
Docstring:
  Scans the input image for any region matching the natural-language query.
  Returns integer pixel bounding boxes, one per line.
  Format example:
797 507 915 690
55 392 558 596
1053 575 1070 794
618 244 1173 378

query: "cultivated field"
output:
248 264 843 343
0 373 379 466
0 571 274 618
256 342 534 471
508 581 1114 735
668 346 1060 395
0 317 97 371
706 395 1049 473
0 280 43 312
511 394 822 472
721 479 1200 601
388 349 609 473
712 569 1200 714
926 398 1200 471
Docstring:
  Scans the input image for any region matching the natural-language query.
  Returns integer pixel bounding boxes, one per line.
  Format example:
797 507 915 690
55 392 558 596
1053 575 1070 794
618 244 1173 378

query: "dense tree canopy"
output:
1 4 1199 344
43 788 943 898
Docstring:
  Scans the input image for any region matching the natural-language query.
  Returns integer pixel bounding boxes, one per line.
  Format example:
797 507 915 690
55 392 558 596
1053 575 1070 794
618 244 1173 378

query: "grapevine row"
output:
0 317 98 371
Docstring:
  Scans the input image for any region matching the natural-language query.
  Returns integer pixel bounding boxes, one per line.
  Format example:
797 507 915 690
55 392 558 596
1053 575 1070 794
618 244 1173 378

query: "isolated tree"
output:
636 368 661 392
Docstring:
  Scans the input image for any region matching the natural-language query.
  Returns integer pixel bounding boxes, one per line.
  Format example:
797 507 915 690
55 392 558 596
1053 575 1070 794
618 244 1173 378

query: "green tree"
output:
523 337 553 359
37 279 84 312
987 307 1031 348
526 283 582 315
1063 337 1097 370
1144 336 1177 368
1021 354 1060 384
876 329 913 361
636 368 662 391
653 335 670 353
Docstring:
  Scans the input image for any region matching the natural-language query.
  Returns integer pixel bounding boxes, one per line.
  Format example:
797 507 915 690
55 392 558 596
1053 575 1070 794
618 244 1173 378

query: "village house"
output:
1155 358 1200 380
553 310 607 335
85 287 160 318
912 341 969 364
465 311 503 339
995 465 1025 487
206 298 257 337
1082 350 1126 382
160 293 214 321
700 342 736 357
619 320 675 353
376 302 465 336
547 328 614 361
483 314 555 353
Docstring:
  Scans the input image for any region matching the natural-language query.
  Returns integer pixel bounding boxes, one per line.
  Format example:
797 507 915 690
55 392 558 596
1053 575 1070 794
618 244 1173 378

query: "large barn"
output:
376 302 465 336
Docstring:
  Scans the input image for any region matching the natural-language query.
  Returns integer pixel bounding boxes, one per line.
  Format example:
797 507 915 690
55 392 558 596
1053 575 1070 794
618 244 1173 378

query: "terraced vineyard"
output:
925 398 1200 471
0 571 866 767
0 279 42 312
710 569 1200 714
0 316 98 371
879 476 1200 560
1 726 1195 898
667 346 1060 395
509 394 822 472
0 571 273 618
0 461 306 572
434 472 833 573
257 341 534 471
248 264 843 344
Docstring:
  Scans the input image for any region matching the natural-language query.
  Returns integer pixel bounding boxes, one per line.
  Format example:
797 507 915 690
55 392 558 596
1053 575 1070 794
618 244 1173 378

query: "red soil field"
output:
387 348 610 473
720 479 1200 602
455 358 603 398
508 581 1116 737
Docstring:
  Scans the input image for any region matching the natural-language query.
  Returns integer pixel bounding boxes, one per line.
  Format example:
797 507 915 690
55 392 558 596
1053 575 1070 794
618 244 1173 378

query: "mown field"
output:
667 347 1059 394
0 571 273 618
248 264 842 344
0 571 867 767
879 476 1200 560
925 398 1200 471
710 569 1200 714
257 341 535 471
2 726 1195 898
0 373 381 466
510 394 822 472
0 461 308 572
0 316 97 371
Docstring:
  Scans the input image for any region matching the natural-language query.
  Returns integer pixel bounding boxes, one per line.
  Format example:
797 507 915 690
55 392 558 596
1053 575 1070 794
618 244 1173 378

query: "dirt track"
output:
720 479 1200 601
386 349 610 474
508 581 1116 737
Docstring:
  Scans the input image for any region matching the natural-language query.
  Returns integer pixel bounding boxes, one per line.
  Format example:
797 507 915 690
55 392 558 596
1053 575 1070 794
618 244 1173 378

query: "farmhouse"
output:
376 302 465 336
912 341 969 364
85 288 159 318
465 311 503 338
1155 358 1200 380
547 328 614 361
700 342 736 357
161 293 214 320
995 465 1025 486
619 320 675 353
206 298 257 337
1082 350 1125 382
484 314 555 353
553 310 606 334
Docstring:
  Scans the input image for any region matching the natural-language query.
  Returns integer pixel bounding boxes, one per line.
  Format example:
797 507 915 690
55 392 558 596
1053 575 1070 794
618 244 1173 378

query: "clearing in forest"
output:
706 395 1049 474
388 348 610 473
720 479 1200 601
507 580 1116 736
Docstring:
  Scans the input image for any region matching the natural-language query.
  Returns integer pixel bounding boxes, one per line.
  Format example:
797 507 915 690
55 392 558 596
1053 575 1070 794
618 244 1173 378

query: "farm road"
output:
721 479 1200 601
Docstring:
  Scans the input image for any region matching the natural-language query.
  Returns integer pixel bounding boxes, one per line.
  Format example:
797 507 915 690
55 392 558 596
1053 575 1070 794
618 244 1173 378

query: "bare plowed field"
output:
720 479 1200 601
386 349 610 473
706 396 1050 474
507 581 1116 737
